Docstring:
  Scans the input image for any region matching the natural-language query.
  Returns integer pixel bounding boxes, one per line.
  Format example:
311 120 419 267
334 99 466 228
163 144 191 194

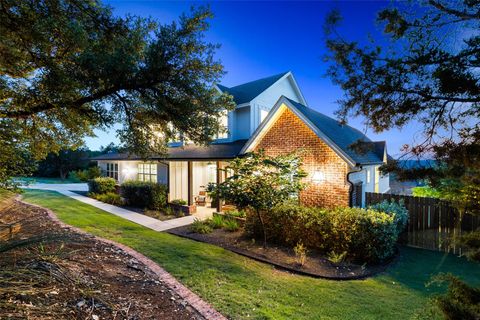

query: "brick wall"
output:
253 108 350 208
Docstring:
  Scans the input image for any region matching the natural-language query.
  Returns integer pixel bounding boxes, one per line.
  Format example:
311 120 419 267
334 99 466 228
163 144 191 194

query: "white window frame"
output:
138 163 157 183
215 112 229 139
106 162 118 181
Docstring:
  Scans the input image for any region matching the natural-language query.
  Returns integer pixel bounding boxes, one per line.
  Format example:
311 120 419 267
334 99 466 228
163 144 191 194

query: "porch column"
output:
187 161 193 206
216 161 223 212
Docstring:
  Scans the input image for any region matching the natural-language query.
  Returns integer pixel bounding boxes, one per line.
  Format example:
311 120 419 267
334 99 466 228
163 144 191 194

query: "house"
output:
92 72 389 210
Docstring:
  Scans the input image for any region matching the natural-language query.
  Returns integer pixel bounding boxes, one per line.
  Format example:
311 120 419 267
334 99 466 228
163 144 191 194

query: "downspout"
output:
346 164 363 207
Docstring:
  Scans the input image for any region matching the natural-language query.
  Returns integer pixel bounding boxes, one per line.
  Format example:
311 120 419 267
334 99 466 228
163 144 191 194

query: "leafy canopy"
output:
0 0 234 186
208 150 306 247
324 0 480 214
209 150 306 212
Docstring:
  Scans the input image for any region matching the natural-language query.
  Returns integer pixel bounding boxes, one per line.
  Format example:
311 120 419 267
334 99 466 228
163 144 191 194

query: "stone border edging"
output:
18 198 227 320
168 229 398 281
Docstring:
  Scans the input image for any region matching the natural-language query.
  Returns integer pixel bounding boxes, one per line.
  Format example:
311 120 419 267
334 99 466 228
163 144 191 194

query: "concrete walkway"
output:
23 183 214 232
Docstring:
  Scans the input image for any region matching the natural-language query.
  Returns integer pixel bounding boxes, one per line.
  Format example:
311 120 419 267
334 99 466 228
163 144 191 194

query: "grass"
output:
14 176 80 184
22 189 480 320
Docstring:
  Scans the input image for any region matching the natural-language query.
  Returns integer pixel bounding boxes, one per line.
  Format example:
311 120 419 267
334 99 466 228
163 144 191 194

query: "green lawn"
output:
14 176 80 184
22 189 480 320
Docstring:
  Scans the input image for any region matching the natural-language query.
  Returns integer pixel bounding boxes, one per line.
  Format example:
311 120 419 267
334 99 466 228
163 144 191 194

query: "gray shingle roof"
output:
217 72 288 104
286 98 385 165
91 140 248 161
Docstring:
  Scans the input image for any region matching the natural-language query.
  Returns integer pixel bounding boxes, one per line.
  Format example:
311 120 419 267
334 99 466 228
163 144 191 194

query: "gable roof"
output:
216 72 291 105
91 140 248 161
241 96 386 166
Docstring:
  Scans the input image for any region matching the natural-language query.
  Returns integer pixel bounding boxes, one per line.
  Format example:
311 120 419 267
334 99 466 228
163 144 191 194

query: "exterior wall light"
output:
122 167 136 176
312 170 325 184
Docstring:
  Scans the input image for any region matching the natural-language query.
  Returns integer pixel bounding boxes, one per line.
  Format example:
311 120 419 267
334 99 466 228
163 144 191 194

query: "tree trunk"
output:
256 209 267 248
59 168 67 180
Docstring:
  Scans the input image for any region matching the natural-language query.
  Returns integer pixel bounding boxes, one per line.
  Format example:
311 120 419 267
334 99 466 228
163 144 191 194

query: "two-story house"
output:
93 72 389 210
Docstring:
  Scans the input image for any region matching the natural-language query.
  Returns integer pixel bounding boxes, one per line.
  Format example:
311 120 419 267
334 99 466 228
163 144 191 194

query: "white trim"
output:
240 96 356 167
286 72 308 106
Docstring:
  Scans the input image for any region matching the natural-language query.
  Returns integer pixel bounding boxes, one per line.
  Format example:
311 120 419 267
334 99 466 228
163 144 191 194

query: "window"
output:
138 163 157 182
366 169 371 184
260 109 269 123
106 163 118 181
374 166 380 193
215 112 229 139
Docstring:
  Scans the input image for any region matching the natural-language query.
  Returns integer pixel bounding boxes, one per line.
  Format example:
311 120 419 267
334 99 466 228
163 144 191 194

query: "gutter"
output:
346 164 363 207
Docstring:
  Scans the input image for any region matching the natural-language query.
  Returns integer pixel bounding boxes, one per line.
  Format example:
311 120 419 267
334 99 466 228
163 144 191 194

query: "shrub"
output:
70 166 102 182
121 181 167 210
209 215 225 229
429 273 480 320
223 219 240 232
456 230 480 262
328 251 347 264
164 206 175 216
294 241 308 266
246 202 405 263
369 200 409 233
91 192 123 206
88 177 116 194
225 210 246 218
171 199 187 206
190 219 212 234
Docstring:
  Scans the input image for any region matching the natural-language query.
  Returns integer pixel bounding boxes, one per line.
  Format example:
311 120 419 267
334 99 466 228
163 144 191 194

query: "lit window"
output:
260 109 269 123
138 163 157 183
366 170 371 184
106 163 118 181
374 166 380 193
216 112 229 139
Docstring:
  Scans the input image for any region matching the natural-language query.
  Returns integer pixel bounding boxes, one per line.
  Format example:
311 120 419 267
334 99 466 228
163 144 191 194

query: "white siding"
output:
348 164 390 207
232 106 251 140
253 76 303 108
169 161 188 202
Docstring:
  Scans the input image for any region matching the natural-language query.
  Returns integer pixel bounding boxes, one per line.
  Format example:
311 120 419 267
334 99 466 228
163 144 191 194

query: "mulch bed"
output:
72 191 178 221
0 199 204 319
168 226 394 280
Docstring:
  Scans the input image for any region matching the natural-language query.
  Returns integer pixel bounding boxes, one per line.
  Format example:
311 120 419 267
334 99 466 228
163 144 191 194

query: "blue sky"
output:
85 1 424 157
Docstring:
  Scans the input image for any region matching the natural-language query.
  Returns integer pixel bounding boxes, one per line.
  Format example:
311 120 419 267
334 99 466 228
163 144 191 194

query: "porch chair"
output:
195 190 207 206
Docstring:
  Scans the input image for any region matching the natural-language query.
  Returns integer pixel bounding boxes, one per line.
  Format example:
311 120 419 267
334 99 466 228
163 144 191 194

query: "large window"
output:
138 163 157 182
260 109 269 123
106 163 118 181
374 166 380 193
215 112 229 139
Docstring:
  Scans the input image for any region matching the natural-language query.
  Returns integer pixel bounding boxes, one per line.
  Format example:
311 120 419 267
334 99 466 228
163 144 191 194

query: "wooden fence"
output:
366 192 480 253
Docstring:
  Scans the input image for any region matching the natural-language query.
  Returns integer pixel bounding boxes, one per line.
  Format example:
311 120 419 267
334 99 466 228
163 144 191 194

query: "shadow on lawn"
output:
382 246 480 293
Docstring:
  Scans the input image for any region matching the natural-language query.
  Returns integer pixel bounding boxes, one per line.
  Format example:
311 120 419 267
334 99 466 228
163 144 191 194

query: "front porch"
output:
168 160 230 212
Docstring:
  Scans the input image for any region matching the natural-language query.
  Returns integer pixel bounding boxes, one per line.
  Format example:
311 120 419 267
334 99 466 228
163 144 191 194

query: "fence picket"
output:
365 192 478 253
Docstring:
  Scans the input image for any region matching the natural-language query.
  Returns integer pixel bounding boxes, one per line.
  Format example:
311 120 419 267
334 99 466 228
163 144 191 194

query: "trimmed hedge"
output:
245 202 408 263
121 180 167 210
87 177 116 194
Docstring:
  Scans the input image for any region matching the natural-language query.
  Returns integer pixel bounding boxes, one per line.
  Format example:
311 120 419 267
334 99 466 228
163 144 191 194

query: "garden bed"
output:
0 199 204 319
73 191 181 221
168 225 395 280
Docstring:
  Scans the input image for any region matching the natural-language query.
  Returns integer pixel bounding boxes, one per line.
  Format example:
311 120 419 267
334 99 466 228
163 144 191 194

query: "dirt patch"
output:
168 226 393 280
0 200 204 319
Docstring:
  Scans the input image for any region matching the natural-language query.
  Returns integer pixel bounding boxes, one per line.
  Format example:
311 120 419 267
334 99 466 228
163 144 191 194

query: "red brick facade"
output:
253 108 350 208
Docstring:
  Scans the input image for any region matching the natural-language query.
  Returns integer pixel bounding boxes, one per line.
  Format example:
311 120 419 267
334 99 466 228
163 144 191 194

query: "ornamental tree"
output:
0 0 234 186
208 150 306 247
